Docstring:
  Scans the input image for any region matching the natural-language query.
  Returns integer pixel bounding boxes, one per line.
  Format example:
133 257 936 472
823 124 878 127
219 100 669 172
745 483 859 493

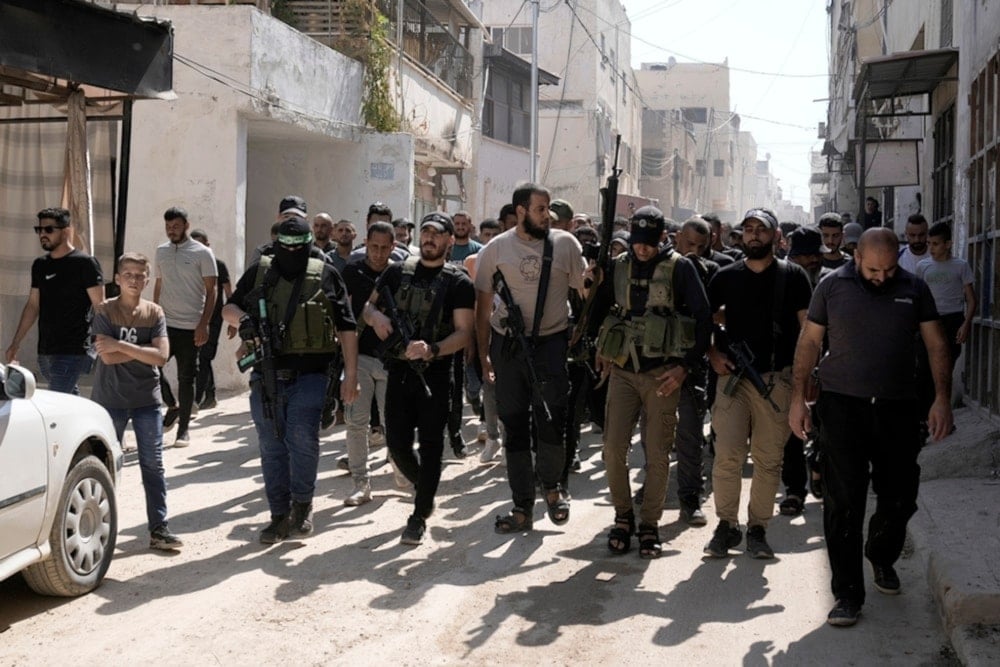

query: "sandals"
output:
544 485 570 526
608 511 636 555
494 506 533 534
637 523 663 559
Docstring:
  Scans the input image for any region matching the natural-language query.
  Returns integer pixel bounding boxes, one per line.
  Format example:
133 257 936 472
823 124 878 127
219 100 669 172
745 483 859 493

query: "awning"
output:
853 47 958 104
484 43 560 86
0 0 174 99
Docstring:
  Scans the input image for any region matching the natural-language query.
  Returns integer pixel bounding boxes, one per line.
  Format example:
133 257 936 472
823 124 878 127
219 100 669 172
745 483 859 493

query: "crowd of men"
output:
7 189 970 628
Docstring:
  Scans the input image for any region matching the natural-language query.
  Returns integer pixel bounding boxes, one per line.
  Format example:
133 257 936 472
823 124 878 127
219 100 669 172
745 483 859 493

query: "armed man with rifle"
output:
362 212 475 546
590 206 712 559
704 207 812 560
222 215 359 545
475 183 587 535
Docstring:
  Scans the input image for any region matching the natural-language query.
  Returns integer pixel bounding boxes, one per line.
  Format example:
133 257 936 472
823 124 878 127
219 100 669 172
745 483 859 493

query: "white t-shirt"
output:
899 246 930 275
155 237 217 329
915 256 973 315
473 228 585 337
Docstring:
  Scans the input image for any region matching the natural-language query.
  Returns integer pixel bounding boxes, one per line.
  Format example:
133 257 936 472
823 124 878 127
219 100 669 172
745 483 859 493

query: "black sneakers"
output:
163 406 180 431
827 599 862 627
260 514 290 544
289 501 313 537
872 563 901 595
150 525 183 551
704 521 742 557
401 515 426 545
746 525 775 559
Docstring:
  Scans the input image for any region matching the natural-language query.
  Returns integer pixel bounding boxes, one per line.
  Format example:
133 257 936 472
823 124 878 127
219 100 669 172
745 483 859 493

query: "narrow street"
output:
0 393 957 665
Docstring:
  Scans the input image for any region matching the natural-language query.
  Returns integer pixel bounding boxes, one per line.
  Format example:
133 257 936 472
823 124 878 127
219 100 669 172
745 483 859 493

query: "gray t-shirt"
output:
155 237 217 329
808 262 939 400
90 299 167 410
473 228 585 337
916 256 973 315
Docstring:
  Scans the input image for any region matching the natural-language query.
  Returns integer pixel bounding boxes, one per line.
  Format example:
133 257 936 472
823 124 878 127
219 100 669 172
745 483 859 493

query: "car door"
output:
0 393 48 560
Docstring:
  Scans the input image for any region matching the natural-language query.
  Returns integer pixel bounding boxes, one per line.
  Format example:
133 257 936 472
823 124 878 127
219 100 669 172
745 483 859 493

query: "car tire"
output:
22 455 118 596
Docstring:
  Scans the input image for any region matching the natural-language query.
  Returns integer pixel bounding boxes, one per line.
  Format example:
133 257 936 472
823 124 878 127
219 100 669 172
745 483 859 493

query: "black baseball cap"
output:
278 195 307 216
420 212 454 235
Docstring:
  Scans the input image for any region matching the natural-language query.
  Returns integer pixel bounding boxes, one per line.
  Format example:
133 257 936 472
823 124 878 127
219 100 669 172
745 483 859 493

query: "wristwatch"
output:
429 343 441 359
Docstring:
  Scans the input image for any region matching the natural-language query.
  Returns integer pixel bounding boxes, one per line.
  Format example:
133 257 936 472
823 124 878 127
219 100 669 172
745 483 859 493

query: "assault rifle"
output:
569 133 621 351
237 291 282 436
320 351 344 430
377 286 432 398
723 340 780 412
492 268 553 422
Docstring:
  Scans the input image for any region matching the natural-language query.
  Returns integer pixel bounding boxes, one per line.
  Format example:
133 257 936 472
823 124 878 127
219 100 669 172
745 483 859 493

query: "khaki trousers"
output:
603 365 680 527
710 369 792 528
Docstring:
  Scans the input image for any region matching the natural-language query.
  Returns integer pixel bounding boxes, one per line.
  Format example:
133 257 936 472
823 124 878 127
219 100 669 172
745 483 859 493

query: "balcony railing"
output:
282 0 473 99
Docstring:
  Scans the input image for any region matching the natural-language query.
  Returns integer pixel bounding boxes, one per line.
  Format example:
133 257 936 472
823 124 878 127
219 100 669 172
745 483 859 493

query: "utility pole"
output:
529 0 539 182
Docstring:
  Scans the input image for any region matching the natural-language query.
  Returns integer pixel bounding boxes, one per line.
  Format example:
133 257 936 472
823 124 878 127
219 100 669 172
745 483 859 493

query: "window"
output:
490 26 532 55
642 149 665 177
683 107 708 124
714 159 725 177
483 69 530 148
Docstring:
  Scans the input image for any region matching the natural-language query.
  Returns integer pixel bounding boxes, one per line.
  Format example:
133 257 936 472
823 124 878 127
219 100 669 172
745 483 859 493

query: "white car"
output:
0 363 122 596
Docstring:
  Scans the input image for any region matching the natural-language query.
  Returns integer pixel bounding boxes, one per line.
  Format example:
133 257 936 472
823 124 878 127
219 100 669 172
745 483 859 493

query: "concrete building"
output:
821 0 1000 418
479 0 643 218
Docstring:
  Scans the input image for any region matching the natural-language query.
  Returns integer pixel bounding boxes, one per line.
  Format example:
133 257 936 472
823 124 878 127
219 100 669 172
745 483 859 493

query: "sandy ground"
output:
0 392 958 666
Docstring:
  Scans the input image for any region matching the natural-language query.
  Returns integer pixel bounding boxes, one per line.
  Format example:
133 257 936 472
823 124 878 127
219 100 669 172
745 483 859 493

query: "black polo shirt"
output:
808 261 939 399
341 258 389 357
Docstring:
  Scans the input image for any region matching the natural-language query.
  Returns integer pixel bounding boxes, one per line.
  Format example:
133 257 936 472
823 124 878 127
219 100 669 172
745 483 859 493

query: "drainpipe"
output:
529 0 539 182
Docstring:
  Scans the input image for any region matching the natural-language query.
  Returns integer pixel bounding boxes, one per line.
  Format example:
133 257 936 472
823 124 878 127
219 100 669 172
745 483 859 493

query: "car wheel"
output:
22 455 118 596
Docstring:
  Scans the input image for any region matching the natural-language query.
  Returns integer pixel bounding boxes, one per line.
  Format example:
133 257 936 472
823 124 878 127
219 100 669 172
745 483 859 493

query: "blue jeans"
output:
106 405 168 531
37 353 93 395
249 372 326 516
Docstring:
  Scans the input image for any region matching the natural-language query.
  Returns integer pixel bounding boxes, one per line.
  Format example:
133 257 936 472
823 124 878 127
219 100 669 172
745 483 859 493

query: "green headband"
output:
277 232 312 246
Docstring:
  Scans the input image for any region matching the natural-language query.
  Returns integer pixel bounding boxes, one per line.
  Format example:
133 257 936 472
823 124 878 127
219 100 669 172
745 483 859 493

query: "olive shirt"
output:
808 261 938 400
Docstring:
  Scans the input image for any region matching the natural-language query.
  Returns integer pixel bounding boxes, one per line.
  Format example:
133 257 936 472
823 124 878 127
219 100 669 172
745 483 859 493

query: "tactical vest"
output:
596 251 697 369
389 256 458 359
254 256 339 355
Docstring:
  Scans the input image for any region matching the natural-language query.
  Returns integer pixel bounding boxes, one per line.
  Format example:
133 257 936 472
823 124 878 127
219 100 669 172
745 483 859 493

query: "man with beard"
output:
6 207 104 394
339 222 398 505
223 215 359 544
363 212 475 545
154 206 218 447
498 203 518 232
312 213 337 254
592 207 712 557
350 202 409 264
328 219 357 273
898 214 930 274
819 213 850 269
790 228 952 627
449 210 483 264
474 184 586 534
704 208 812 560
704 213 743 261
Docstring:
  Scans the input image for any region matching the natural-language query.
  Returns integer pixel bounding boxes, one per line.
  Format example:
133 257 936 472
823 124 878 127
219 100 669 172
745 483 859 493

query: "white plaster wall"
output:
475 137 531 221
397 58 475 168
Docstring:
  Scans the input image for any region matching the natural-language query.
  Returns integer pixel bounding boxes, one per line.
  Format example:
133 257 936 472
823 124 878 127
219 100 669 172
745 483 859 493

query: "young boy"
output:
916 222 977 372
91 252 183 550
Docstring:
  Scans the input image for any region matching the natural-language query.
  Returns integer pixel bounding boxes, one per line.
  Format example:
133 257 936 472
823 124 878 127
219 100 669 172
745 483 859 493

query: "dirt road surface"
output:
0 393 957 665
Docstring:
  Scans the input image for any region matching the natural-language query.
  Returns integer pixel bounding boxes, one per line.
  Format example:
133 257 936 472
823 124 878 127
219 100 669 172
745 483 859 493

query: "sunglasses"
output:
34 225 67 234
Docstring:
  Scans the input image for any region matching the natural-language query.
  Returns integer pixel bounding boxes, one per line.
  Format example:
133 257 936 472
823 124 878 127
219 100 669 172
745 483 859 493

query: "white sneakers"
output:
480 438 501 463
344 479 372 506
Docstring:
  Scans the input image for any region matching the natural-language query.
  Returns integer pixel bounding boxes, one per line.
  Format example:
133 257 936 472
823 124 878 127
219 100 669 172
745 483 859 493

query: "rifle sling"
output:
530 234 554 344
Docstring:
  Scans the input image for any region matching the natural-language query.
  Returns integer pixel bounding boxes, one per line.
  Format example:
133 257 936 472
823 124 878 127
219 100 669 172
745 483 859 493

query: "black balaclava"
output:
274 215 313 278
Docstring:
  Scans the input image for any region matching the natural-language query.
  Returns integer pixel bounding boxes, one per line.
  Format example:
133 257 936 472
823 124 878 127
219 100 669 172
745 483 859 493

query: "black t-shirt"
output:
374 260 475 367
228 260 356 371
708 259 812 374
809 261 939 399
210 259 231 324
341 258 390 357
30 249 103 354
